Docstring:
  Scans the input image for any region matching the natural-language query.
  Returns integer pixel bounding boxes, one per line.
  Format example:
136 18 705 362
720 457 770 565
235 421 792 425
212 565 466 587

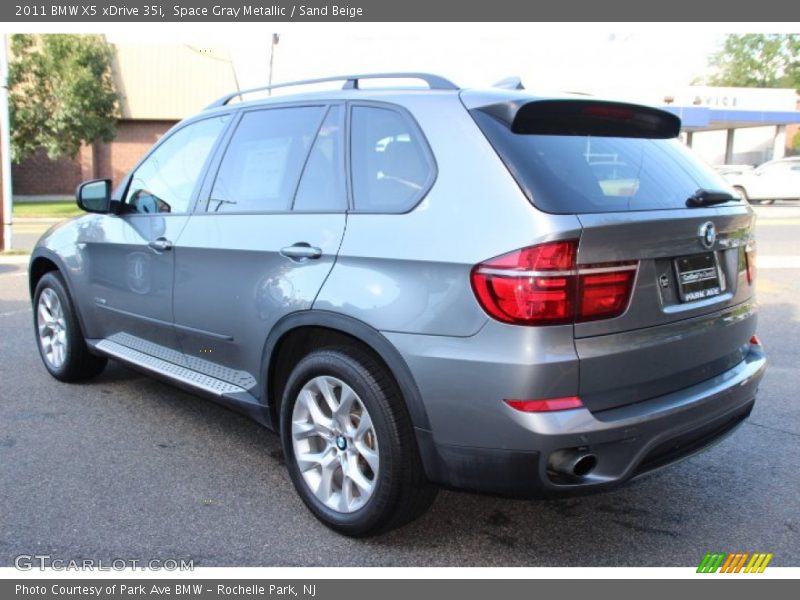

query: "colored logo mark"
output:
697 552 773 573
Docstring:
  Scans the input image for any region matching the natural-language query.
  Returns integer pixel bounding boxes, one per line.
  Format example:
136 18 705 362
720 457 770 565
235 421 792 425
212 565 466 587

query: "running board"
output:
94 339 249 397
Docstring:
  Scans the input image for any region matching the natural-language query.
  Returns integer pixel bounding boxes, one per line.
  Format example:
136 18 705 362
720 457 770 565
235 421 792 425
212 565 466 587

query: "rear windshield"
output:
471 108 734 214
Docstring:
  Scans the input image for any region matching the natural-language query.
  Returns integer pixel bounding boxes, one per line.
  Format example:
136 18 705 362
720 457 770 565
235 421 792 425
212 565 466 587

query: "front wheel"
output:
280 346 437 536
33 271 107 382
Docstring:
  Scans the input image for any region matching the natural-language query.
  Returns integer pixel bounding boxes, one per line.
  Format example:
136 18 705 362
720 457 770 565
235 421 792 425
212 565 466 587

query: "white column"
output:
772 125 787 160
724 128 735 164
0 35 13 251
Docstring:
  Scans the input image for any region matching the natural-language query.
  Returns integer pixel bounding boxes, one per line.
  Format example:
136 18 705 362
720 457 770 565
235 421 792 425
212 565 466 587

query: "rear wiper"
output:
686 189 738 207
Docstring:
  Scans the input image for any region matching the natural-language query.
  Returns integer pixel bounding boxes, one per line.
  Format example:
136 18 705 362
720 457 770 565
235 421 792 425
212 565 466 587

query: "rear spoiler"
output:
475 99 682 139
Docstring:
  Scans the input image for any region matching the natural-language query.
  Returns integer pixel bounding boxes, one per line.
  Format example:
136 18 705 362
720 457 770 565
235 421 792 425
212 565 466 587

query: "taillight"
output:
745 238 756 285
578 268 637 321
471 240 637 326
504 397 584 412
470 241 577 325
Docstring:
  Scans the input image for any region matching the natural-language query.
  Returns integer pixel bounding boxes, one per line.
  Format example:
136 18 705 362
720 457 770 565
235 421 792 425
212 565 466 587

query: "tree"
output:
8 34 119 163
703 34 799 91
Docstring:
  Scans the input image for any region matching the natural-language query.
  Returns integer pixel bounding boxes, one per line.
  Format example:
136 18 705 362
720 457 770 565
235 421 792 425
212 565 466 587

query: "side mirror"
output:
76 179 112 213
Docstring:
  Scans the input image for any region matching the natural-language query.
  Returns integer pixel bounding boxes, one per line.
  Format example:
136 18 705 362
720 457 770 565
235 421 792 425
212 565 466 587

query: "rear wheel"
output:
33 271 107 382
280 346 437 536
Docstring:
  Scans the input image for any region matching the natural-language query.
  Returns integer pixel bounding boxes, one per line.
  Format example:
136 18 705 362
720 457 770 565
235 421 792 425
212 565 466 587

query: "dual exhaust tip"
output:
547 448 598 481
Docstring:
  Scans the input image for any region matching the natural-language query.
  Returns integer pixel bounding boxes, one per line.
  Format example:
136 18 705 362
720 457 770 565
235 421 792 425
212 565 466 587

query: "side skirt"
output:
87 338 273 427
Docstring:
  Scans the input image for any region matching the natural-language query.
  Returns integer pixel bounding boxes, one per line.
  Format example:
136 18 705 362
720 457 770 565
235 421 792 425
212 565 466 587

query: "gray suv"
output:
29 73 766 536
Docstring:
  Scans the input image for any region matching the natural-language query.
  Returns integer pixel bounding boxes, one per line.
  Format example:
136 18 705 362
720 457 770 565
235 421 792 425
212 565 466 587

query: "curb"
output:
0 255 31 265
11 217 66 224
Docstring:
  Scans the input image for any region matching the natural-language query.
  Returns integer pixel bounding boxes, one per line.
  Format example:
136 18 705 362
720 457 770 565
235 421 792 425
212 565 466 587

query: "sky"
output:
8 22 798 96
102 24 726 93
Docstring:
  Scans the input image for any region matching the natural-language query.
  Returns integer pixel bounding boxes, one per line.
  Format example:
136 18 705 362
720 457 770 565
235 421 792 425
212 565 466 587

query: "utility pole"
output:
0 34 13 251
267 33 279 95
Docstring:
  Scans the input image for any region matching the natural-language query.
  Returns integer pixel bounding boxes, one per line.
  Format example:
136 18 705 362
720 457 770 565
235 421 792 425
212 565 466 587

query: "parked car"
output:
722 157 800 204
713 164 754 177
29 73 766 536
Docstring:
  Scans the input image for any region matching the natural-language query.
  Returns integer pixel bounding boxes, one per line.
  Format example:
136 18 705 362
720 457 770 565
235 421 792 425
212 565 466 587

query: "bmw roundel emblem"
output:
699 221 716 249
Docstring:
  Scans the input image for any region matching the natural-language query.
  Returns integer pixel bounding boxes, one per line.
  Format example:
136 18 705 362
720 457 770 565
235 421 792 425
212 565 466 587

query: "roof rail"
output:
206 72 459 109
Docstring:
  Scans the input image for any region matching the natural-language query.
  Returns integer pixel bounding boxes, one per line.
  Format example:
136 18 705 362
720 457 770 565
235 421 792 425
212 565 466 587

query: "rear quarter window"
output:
350 105 435 213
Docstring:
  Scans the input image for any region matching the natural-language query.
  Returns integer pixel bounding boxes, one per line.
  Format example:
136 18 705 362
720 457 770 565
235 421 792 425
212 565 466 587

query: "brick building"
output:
12 43 238 197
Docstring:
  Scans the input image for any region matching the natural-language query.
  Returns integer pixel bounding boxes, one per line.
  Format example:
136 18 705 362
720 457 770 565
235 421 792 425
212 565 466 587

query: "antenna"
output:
493 76 525 90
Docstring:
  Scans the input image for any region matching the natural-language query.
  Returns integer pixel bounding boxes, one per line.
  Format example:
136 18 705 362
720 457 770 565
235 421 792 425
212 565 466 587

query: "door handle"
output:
148 237 173 252
280 242 323 260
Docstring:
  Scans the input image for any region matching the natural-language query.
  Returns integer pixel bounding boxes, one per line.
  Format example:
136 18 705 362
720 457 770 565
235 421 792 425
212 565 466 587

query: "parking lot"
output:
1 205 798 567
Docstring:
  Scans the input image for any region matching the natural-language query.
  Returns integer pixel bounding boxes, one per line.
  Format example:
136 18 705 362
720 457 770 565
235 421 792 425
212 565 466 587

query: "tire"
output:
280 346 437 536
33 271 107 382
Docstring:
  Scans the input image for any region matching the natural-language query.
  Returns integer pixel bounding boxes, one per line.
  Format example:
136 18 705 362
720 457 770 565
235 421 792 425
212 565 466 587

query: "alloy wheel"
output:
291 375 379 513
37 287 68 369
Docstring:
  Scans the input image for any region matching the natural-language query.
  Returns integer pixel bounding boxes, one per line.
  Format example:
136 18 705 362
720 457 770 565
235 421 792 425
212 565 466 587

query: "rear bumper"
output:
414 343 765 496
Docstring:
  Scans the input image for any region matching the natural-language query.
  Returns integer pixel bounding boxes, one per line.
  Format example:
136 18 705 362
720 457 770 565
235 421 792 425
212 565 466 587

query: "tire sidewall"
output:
279 350 398 535
33 272 76 379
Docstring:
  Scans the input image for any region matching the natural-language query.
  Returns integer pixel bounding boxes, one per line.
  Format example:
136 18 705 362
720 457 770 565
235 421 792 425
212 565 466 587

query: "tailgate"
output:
575 205 757 412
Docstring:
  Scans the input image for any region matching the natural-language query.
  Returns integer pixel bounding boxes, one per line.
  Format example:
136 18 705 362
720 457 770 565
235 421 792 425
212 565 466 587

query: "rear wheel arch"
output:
261 311 431 434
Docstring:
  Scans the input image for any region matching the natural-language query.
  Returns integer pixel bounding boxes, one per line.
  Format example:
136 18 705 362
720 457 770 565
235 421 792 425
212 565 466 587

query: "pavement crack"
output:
745 420 800 439
611 519 679 538
0 308 32 318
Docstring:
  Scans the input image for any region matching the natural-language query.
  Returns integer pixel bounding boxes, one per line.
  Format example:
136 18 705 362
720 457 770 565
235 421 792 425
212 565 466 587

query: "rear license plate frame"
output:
673 252 724 302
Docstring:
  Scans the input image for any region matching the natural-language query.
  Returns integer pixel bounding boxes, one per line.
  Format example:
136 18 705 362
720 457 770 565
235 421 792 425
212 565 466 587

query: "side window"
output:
350 106 434 212
208 106 326 213
125 116 228 214
293 106 346 212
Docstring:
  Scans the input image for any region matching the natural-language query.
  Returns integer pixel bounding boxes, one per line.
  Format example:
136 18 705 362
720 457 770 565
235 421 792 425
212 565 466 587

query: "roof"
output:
112 44 239 120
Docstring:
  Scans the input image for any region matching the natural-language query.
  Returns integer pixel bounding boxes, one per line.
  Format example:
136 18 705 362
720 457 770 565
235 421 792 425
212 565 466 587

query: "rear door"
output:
468 96 757 413
172 103 347 392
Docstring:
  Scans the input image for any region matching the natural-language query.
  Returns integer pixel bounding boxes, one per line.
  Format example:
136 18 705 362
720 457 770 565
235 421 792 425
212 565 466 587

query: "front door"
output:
83 114 230 358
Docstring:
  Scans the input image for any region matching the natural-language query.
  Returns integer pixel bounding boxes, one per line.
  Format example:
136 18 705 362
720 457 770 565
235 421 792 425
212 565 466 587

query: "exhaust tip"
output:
547 448 598 482
572 454 598 477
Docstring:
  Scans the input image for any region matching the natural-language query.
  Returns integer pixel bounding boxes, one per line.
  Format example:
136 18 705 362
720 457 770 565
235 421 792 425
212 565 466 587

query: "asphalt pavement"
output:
0 206 798 567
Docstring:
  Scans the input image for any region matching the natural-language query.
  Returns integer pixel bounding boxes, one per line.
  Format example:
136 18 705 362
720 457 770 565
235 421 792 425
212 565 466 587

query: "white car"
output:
723 157 800 204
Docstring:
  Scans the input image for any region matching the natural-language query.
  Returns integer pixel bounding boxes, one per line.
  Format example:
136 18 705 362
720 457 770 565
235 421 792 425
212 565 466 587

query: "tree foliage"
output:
705 34 799 90
9 34 119 162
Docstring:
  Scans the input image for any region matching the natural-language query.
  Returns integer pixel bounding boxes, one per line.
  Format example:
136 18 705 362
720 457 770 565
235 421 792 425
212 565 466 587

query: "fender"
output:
259 310 432 432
